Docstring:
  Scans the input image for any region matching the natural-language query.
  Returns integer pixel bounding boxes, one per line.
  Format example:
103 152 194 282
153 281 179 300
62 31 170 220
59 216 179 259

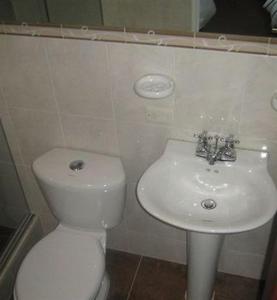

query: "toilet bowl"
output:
13 148 126 300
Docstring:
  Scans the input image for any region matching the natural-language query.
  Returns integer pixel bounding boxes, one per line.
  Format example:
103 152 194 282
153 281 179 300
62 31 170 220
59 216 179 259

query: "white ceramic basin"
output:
137 139 277 234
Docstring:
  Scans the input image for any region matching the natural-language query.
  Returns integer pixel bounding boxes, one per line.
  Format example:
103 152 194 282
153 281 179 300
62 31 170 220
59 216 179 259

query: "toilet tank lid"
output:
33 148 125 188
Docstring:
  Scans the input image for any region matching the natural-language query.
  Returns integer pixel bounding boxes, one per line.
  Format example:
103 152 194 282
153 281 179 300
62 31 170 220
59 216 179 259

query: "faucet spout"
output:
208 153 217 165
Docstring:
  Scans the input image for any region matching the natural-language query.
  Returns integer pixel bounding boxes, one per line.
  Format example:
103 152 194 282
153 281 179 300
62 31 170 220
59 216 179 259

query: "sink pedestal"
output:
186 232 224 300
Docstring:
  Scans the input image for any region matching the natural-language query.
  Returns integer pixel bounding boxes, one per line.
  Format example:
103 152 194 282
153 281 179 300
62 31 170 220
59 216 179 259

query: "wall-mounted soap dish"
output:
134 74 175 99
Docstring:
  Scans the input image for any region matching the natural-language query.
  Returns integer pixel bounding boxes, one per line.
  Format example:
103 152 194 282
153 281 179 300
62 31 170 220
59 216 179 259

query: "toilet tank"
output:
32 148 126 230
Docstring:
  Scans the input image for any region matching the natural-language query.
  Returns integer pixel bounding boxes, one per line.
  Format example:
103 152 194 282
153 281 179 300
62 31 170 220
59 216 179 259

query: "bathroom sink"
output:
137 139 277 234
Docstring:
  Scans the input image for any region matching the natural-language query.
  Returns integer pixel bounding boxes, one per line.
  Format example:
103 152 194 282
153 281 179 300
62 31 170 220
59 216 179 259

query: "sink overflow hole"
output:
69 160 85 171
201 199 217 210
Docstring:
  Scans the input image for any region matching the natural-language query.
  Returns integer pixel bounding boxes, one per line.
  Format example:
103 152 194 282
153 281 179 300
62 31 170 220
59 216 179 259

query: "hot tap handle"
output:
200 130 208 140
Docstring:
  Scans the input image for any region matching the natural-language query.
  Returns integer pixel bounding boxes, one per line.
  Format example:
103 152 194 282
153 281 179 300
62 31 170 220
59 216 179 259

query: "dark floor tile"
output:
215 272 262 300
106 249 141 300
129 257 186 300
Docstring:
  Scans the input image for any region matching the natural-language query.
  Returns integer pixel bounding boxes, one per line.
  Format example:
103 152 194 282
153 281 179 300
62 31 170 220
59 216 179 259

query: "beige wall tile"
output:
174 91 242 135
61 113 119 156
117 121 170 182
0 36 57 111
240 55 277 140
9 108 65 165
174 48 251 97
127 230 187 265
107 221 129 252
46 38 113 119
224 221 273 255
174 48 252 135
218 250 265 279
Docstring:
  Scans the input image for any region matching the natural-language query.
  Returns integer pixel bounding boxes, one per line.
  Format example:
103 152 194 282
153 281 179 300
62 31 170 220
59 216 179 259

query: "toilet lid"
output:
14 228 105 300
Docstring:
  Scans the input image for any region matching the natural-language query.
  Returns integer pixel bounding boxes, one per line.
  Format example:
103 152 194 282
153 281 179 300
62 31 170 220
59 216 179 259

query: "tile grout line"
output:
105 43 121 155
43 39 67 148
126 255 143 300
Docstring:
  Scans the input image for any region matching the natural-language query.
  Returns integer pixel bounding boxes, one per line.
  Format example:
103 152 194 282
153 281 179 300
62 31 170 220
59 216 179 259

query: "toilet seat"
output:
14 227 105 300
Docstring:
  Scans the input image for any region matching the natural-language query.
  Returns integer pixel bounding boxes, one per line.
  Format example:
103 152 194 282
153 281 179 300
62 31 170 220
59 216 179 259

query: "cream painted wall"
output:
101 0 192 31
46 0 102 26
11 0 48 23
0 34 276 279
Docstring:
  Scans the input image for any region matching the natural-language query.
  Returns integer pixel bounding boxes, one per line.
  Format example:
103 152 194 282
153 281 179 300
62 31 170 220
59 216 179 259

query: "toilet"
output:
13 148 126 300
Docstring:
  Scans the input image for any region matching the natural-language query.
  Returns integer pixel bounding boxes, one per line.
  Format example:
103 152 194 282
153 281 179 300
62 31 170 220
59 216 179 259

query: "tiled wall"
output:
0 34 276 279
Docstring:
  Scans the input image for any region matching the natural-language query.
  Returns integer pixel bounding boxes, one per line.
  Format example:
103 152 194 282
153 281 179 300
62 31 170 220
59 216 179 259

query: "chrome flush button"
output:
69 160 85 171
201 199 217 210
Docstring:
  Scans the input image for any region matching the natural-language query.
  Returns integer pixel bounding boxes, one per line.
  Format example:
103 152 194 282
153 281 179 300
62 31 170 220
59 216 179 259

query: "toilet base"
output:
95 272 110 300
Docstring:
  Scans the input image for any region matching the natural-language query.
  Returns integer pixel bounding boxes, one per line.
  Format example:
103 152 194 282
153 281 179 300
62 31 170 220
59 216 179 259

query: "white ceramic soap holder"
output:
134 74 175 99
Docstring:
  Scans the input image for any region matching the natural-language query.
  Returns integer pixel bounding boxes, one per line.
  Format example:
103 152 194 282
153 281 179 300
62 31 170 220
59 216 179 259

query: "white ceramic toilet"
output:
13 148 126 300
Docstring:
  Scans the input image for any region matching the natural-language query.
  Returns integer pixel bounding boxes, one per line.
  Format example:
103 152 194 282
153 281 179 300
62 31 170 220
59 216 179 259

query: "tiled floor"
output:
106 249 263 300
0 225 15 256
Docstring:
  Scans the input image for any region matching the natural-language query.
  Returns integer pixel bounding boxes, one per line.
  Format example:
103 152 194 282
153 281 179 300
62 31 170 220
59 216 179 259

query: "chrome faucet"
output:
194 131 240 165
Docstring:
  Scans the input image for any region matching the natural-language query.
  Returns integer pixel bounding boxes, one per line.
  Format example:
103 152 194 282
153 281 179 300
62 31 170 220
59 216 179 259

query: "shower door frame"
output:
0 213 34 272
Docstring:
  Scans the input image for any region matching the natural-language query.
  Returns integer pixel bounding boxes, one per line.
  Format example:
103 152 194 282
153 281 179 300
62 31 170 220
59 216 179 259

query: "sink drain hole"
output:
201 199 217 210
